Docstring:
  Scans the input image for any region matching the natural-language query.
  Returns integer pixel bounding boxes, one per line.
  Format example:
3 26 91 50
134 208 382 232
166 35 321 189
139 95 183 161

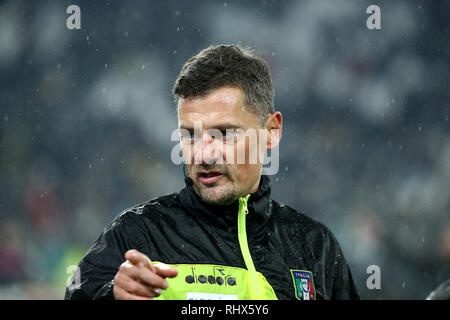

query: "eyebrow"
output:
179 122 243 132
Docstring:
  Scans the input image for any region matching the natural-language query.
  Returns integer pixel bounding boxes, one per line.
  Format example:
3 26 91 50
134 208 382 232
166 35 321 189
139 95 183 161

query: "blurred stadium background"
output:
0 0 449 299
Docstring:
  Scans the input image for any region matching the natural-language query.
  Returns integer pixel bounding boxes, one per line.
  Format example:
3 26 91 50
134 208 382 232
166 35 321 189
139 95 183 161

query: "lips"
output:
197 171 224 184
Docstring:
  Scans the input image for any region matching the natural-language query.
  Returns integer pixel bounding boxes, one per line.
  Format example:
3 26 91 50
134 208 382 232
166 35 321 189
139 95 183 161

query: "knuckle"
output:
120 261 133 273
153 275 166 288
132 266 143 279
128 282 139 293
119 262 127 271
114 272 125 285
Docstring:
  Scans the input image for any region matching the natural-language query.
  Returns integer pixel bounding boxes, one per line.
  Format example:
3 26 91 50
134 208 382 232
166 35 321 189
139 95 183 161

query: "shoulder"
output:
271 200 343 253
271 200 332 235
107 193 179 230
271 201 359 299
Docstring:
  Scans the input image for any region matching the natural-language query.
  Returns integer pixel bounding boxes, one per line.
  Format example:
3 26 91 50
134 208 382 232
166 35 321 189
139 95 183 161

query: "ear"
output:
265 112 282 150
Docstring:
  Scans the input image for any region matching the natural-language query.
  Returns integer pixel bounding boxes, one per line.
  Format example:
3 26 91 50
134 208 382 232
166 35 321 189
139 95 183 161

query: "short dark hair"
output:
173 44 274 126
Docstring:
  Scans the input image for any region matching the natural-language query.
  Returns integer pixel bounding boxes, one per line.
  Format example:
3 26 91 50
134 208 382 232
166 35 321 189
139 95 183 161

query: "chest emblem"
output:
290 269 316 300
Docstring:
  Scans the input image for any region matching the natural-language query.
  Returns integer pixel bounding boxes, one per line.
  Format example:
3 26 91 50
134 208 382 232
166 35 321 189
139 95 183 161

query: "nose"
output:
194 132 222 165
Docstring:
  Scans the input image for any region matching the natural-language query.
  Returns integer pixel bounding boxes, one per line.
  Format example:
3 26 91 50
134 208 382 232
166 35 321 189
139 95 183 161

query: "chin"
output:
197 184 237 206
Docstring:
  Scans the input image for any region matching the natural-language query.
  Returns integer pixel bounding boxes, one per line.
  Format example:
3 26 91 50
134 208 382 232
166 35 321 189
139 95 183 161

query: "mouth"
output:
197 171 224 185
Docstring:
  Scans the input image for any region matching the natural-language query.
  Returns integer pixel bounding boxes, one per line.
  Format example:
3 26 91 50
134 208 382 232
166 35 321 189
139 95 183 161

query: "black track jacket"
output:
65 175 359 300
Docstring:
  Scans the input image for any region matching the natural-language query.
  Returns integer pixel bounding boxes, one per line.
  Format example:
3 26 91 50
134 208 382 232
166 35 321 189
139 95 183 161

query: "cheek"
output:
187 164 195 178
230 135 250 164
230 163 257 185
238 132 261 165
181 144 194 163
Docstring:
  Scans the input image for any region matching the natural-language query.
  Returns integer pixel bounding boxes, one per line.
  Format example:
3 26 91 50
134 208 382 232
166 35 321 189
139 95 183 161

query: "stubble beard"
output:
195 180 238 206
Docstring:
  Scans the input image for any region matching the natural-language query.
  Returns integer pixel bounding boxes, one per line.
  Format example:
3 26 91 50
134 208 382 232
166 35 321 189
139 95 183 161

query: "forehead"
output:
177 86 257 128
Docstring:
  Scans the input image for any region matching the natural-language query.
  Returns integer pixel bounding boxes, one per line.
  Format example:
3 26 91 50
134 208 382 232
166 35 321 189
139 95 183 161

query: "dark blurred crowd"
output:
0 0 449 299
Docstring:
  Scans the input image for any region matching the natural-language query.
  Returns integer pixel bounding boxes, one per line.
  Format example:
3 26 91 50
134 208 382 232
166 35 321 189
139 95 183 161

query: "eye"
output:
179 129 197 144
222 129 241 144
179 130 191 139
218 128 238 136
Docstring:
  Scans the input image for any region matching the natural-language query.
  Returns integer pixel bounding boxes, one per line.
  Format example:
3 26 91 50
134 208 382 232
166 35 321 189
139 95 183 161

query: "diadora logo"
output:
185 266 237 286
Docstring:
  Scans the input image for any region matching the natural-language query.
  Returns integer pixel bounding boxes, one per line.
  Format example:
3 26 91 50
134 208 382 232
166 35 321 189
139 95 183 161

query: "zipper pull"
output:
239 194 250 215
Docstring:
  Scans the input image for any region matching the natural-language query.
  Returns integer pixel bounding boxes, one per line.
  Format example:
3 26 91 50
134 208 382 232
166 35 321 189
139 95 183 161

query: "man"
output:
65 44 359 300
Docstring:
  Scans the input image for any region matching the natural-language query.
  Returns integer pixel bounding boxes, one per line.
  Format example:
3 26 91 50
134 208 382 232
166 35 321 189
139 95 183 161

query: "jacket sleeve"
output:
65 212 144 300
328 232 360 300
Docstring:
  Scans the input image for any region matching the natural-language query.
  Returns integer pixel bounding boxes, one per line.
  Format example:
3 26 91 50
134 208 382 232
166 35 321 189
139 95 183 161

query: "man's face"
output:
177 86 265 205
